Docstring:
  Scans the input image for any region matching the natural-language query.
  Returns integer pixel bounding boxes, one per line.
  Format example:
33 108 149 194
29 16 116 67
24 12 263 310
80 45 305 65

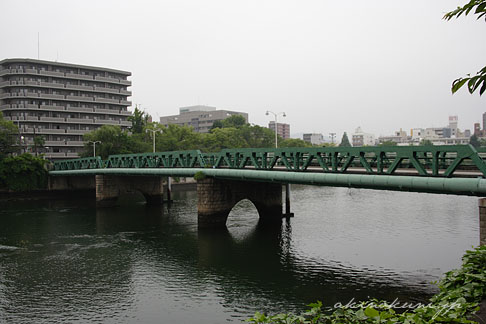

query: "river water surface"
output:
0 185 479 323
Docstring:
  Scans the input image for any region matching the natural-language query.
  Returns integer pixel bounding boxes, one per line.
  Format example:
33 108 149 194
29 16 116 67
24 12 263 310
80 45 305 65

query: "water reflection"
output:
0 186 478 323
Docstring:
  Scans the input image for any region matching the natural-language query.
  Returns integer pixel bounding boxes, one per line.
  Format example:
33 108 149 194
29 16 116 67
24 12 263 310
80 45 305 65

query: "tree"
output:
280 138 312 148
470 134 480 148
33 135 45 156
210 115 247 130
0 112 19 158
339 132 351 147
127 105 150 134
444 0 486 96
378 140 397 147
420 139 434 146
82 125 150 159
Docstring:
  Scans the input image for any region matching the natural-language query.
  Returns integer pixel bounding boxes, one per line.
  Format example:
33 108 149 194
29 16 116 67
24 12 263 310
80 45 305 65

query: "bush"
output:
0 154 48 191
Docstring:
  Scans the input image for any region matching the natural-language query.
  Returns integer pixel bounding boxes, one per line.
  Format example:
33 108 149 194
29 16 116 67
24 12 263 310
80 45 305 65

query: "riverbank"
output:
0 180 196 201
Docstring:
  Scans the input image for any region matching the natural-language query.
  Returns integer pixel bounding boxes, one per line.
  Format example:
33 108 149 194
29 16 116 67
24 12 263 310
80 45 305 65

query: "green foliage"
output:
193 171 206 181
211 115 247 130
0 111 19 158
445 0 486 96
378 140 398 147
280 138 313 148
32 135 45 156
247 246 486 324
470 135 480 148
420 139 434 146
81 125 150 159
0 154 48 191
339 132 351 147
127 105 150 133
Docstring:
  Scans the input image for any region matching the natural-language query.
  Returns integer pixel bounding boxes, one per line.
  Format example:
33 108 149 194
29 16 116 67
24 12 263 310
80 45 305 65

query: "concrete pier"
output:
197 178 282 227
95 175 164 207
479 198 486 246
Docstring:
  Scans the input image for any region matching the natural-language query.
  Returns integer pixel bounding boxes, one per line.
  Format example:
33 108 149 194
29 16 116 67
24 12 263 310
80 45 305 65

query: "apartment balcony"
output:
120 110 132 116
40 81 65 89
39 70 65 77
66 129 88 134
94 108 123 115
66 107 94 113
25 116 40 121
66 141 84 146
94 86 119 94
45 140 64 146
40 93 65 100
94 76 114 83
40 105 66 111
119 80 131 86
120 120 132 127
66 117 93 123
119 89 131 95
65 72 94 81
38 129 67 134
95 97 119 104
40 116 65 122
66 84 94 91
94 119 119 125
120 100 132 106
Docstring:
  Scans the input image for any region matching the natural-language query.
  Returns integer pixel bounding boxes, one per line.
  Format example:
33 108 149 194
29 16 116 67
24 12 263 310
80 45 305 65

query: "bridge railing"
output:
51 145 486 178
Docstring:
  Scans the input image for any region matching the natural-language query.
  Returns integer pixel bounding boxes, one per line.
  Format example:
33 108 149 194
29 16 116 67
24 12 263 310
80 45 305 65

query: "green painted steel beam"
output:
49 168 486 197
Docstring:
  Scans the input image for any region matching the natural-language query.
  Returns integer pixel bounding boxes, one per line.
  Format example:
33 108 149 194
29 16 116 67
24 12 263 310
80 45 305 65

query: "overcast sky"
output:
1 0 485 139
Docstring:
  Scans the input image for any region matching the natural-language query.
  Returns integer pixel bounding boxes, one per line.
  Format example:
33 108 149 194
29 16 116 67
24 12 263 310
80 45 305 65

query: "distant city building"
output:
483 112 486 132
449 115 458 137
268 121 290 140
303 133 324 145
0 58 132 160
378 116 471 146
159 105 248 133
351 127 375 146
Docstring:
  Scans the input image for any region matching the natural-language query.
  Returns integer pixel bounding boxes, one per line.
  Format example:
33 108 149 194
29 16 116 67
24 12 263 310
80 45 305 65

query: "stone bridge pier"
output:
95 175 164 207
197 178 282 228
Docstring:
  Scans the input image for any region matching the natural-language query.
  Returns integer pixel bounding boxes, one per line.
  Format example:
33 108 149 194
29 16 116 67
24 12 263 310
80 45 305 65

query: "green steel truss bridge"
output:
50 145 486 197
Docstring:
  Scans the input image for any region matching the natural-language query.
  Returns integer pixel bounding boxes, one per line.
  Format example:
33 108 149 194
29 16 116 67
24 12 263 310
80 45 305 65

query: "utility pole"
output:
265 110 286 148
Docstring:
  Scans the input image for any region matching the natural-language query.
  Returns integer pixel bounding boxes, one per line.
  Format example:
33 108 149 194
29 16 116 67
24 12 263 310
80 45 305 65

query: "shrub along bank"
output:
248 245 486 324
0 154 48 191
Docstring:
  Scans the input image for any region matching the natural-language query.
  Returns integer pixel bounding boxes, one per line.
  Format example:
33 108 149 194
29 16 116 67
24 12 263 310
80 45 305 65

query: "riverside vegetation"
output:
247 246 486 324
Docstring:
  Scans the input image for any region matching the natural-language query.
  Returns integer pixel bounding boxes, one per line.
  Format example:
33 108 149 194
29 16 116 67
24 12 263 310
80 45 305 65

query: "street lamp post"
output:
265 110 293 218
265 110 286 148
89 141 101 157
329 132 336 145
146 129 162 153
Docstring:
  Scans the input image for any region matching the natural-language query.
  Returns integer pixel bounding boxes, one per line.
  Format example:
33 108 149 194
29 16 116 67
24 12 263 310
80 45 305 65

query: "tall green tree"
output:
470 134 480 148
127 105 150 134
82 125 150 159
444 0 486 95
0 112 19 158
339 132 352 147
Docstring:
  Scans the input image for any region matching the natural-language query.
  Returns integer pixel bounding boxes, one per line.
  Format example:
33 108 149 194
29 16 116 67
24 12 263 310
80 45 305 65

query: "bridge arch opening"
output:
227 199 260 241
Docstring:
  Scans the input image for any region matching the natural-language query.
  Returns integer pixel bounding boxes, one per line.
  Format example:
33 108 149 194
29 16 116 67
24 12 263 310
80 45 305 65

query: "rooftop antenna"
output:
37 32 40 59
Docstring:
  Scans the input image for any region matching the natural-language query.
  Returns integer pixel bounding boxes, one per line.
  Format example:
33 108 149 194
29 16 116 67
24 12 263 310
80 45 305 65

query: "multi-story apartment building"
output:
268 121 290 140
351 127 375 146
159 105 248 133
303 133 324 145
0 58 132 159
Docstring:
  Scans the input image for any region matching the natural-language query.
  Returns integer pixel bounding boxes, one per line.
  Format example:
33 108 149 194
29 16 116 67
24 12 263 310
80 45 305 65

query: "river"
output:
0 185 479 323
